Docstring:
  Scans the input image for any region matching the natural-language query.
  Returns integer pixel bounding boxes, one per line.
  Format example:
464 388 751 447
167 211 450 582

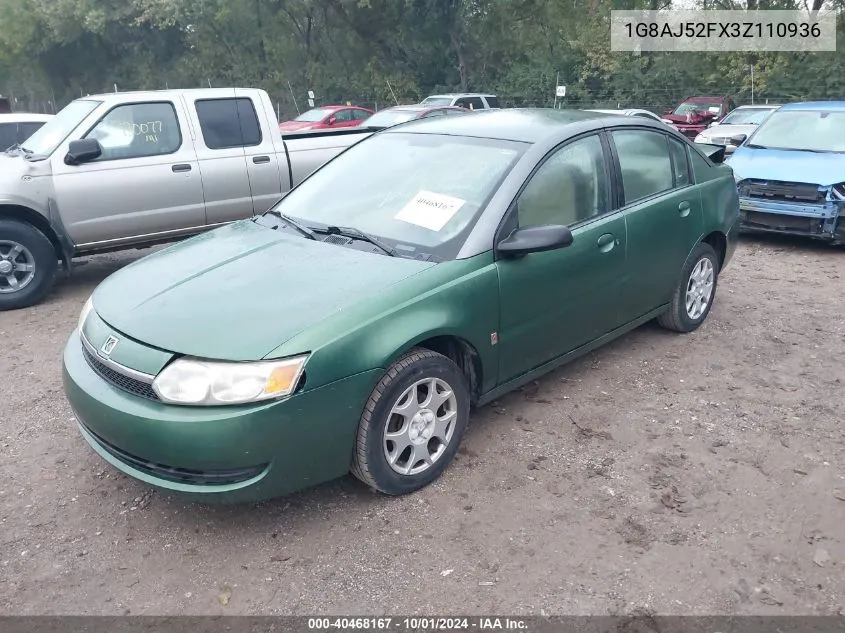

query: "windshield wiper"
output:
322 225 396 257
745 143 769 150
263 209 317 240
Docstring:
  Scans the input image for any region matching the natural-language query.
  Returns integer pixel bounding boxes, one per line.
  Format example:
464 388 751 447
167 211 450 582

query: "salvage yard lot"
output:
1 236 843 616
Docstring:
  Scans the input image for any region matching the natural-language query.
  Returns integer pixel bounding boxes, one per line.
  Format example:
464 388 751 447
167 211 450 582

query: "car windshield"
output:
19 99 100 155
363 109 421 127
267 132 525 260
294 108 332 122
674 101 722 116
747 109 845 152
421 97 452 106
720 108 775 125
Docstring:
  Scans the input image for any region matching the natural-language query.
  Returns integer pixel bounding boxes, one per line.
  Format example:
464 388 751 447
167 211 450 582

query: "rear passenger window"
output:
668 138 691 187
612 129 674 204
196 98 262 149
485 96 501 108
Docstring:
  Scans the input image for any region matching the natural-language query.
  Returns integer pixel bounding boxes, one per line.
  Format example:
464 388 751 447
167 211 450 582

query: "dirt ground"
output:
0 235 843 616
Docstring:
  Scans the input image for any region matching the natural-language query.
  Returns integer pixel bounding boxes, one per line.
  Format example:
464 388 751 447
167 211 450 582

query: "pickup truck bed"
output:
0 88 372 309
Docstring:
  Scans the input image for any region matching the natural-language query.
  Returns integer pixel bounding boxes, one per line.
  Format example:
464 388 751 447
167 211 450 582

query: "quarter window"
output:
195 98 262 149
612 129 674 204
516 135 609 228
85 102 181 160
668 137 691 187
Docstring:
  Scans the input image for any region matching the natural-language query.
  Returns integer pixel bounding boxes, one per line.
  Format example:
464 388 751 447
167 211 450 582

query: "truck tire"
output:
0 219 58 310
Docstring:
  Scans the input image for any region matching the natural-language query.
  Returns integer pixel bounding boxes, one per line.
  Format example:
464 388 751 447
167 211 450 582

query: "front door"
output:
496 133 628 383
609 128 704 320
52 100 206 248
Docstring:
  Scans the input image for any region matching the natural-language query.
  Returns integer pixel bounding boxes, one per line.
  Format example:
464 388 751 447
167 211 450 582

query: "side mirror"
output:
65 138 102 165
497 224 573 257
730 134 747 146
327 116 337 125
709 120 721 127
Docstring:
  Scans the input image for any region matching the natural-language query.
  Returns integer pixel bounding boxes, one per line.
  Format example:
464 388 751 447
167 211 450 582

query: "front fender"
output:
271 254 501 395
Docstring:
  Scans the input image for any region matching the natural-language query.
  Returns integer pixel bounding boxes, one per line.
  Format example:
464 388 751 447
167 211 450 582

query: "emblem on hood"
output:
101 335 119 356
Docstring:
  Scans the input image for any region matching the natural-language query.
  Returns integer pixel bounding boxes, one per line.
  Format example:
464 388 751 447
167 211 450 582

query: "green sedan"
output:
62 109 740 503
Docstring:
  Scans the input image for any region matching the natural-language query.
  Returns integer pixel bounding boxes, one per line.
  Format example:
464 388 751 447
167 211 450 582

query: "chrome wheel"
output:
0 240 36 294
685 256 714 320
383 377 458 475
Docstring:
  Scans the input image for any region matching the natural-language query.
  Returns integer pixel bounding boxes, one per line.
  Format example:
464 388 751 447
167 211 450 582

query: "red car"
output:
279 105 374 132
359 104 471 130
663 96 737 140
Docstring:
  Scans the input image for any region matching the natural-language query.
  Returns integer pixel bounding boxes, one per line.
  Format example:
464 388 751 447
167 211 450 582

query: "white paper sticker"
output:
394 190 466 231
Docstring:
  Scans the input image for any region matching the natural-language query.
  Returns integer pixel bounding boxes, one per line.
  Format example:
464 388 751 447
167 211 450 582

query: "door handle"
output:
678 200 691 217
253 155 271 164
172 164 192 173
597 233 617 253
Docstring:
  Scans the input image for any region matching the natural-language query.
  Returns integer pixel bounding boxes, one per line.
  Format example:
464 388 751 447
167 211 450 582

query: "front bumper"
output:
738 196 843 242
62 332 382 503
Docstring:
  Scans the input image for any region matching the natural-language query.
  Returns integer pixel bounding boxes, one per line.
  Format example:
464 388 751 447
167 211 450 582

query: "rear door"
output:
330 108 357 128
188 91 255 225
235 89 285 214
609 128 704 321
52 99 206 247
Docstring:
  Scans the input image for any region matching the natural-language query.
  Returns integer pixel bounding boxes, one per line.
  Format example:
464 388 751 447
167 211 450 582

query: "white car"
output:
0 113 53 151
694 104 779 154
588 108 679 131
420 93 500 110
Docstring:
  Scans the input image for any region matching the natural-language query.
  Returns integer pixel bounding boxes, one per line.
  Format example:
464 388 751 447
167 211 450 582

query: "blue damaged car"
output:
728 102 845 244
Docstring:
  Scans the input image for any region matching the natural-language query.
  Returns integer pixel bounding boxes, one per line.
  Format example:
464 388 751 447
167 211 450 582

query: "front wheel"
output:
0 220 58 311
351 348 470 495
657 242 719 333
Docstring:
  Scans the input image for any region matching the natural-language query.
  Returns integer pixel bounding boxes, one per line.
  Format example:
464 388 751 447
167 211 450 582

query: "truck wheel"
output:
351 348 470 495
0 220 58 310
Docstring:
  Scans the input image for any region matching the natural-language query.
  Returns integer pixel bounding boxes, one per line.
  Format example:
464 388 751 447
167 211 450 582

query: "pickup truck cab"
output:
0 88 371 309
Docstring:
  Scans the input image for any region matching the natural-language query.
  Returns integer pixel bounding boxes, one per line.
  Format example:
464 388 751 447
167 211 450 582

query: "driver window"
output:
516 135 609 228
85 102 180 161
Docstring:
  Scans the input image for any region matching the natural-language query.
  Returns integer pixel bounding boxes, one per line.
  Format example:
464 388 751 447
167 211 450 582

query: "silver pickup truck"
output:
0 87 372 309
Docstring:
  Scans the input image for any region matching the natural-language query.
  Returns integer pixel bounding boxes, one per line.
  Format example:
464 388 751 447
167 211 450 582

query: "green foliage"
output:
0 0 843 116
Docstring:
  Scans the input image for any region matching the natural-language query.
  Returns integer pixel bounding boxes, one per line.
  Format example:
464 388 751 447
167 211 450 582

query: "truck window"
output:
484 96 501 108
456 97 485 111
0 123 16 150
85 102 181 161
195 98 262 149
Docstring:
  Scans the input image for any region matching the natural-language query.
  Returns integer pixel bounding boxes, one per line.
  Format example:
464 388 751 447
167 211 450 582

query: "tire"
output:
351 348 470 495
657 242 720 333
0 219 58 311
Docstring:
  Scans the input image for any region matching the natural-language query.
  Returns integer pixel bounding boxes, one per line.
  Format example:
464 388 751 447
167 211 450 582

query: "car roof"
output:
424 93 496 98
778 101 845 111
732 104 779 109
382 107 624 143
0 113 53 123
379 105 430 112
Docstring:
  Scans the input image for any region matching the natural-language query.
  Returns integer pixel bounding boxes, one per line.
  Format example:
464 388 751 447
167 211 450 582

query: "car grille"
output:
82 342 160 401
739 179 825 204
82 422 268 486
743 211 821 233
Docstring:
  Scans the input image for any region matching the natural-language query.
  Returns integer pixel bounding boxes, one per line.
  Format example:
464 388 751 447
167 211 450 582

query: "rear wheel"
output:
0 220 58 310
657 242 719 333
351 349 470 495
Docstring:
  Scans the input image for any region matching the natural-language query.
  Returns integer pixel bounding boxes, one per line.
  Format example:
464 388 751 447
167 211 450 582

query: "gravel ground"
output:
0 235 843 616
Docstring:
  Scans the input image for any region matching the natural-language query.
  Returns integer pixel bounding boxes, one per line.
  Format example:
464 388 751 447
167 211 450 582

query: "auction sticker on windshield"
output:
395 190 466 231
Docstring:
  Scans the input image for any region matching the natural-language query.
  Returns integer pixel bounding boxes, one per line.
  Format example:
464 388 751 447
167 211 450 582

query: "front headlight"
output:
152 355 309 405
78 296 94 332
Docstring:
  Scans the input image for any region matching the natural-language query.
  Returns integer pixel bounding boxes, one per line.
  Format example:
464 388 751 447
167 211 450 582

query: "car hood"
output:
728 145 845 186
92 221 436 361
698 124 756 140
